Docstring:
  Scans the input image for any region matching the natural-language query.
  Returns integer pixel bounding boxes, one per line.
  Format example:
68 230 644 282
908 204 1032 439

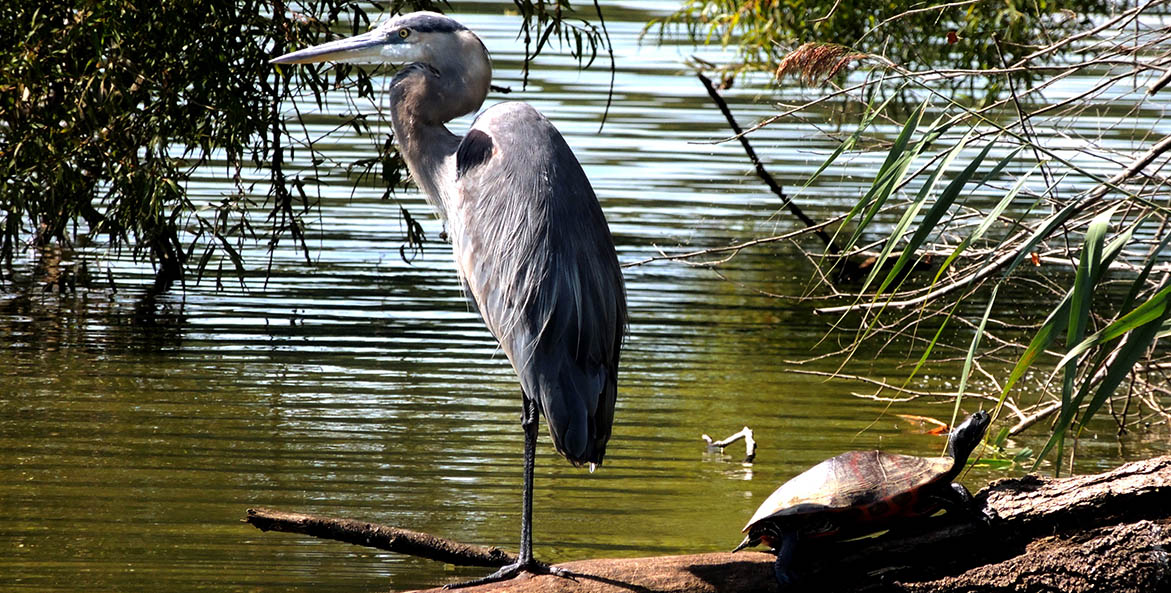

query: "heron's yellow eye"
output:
398 28 410 39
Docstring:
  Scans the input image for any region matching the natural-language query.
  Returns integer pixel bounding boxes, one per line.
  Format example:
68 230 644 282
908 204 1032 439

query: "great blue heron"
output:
271 11 626 587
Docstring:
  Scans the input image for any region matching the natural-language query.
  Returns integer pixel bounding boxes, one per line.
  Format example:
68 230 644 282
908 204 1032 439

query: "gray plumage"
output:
454 103 624 464
271 11 625 465
271 12 625 581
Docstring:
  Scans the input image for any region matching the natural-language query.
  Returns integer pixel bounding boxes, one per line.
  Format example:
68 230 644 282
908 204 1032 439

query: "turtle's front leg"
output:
773 531 800 588
941 482 997 524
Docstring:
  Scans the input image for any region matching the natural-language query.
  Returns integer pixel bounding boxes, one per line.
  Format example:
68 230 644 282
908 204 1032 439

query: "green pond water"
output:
2 2 1169 591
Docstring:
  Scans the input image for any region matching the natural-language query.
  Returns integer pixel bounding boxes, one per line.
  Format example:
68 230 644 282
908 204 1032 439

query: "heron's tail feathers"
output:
530 358 616 467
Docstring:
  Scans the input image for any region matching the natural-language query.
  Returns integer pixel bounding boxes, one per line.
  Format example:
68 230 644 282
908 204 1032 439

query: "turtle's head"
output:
946 410 991 466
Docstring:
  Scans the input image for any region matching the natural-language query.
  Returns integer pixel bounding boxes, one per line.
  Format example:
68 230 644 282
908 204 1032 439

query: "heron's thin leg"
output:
443 397 575 589
518 396 538 562
773 531 799 588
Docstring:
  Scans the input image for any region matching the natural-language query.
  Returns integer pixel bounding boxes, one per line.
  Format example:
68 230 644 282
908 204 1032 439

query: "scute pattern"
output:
744 451 954 531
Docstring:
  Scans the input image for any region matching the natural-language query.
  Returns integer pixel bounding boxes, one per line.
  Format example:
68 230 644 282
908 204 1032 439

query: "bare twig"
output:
1010 402 1062 436
1087 133 1171 200
855 0 982 45
788 369 1025 420
814 244 1020 314
695 71 842 255
1148 67 1171 94
620 217 840 268
810 0 843 23
702 426 757 463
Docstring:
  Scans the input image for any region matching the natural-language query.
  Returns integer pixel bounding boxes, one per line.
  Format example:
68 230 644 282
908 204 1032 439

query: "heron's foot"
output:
442 558 576 590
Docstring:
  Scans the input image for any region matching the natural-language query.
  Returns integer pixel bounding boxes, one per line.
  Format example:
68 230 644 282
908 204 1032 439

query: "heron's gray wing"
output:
452 102 626 466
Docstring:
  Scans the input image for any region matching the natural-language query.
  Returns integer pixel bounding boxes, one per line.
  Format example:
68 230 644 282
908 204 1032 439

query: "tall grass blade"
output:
961 284 1000 425
877 137 995 296
1077 288 1171 432
1034 279 1171 469
932 163 1040 286
1055 276 1171 369
841 101 929 251
1002 201 1079 278
798 89 898 196
857 129 973 295
1054 207 1111 472
1000 206 1128 403
977 146 1025 185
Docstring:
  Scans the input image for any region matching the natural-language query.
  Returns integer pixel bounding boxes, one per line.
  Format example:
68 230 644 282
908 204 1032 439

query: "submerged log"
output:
245 455 1171 593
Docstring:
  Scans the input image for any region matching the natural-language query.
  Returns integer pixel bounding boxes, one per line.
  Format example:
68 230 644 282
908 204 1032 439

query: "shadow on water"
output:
0 285 187 356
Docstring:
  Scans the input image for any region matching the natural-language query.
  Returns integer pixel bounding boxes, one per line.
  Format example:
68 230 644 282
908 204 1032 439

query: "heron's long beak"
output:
271 29 405 65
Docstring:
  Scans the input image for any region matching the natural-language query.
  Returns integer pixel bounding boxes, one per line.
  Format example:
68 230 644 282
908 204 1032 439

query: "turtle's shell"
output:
743 450 954 537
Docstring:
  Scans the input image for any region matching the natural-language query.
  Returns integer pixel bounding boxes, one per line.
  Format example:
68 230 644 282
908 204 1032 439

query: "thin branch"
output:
810 0 843 23
1087 133 1171 200
814 245 1019 314
695 71 842 255
789 369 1021 417
244 507 515 567
591 0 616 132
620 217 840 268
1010 402 1062 436
855 0 982 45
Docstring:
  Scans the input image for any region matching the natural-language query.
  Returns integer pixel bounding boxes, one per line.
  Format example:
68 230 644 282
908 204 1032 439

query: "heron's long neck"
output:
388 47 490 218
389 83 460 215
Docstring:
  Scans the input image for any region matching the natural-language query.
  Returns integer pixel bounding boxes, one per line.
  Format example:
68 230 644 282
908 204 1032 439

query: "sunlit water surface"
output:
3 2 1170 592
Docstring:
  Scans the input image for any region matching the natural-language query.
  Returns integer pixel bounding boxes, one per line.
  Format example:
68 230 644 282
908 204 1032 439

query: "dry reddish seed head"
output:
776 42 870 85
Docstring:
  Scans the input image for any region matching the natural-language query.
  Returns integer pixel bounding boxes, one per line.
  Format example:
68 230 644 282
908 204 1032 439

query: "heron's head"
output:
271 11 488 75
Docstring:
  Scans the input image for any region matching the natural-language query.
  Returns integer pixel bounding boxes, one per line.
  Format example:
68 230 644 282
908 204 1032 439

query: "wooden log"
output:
798 454 1171 592
245 455 1171 593
244 508 516 567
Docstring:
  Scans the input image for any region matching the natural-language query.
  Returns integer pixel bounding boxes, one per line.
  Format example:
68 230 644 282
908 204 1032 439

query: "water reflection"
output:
2 2 1170 593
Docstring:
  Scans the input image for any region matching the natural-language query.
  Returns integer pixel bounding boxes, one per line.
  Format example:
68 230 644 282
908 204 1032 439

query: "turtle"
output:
733 410 992 587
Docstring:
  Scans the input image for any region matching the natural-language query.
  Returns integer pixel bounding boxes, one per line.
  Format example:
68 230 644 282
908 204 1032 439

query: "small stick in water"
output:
702 426 756 463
